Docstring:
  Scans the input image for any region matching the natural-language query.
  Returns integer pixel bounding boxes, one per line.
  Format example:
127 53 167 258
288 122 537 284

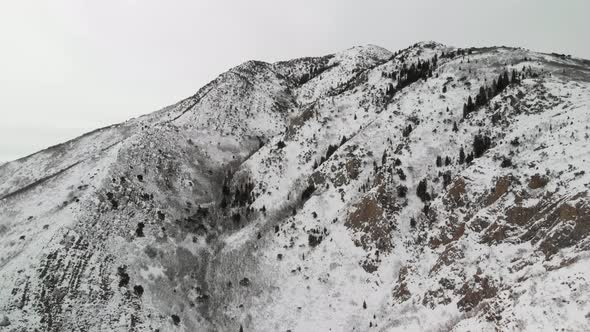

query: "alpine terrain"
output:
1 41 590 331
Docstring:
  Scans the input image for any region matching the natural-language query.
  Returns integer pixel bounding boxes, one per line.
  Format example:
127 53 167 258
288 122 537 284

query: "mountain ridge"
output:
1 41 589 331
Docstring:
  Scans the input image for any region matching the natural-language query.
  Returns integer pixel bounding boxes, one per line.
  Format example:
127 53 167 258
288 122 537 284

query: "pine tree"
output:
511 69 518 84
452 121 458 132
402 124 413 137
477 86 487 106
436 156 442 167
473 135 492 158
459 147 465 164
397 185 408 198
363 300 367 309
443 171 452 188
467 96 474 112
503 72 509 87
416 179 430 202
496 74 504 91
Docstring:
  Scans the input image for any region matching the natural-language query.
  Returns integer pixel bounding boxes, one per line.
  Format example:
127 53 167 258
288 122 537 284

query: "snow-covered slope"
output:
1 42 589 331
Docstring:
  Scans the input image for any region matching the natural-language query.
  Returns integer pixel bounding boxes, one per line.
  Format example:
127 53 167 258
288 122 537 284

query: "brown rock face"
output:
486 176 512 206
457 274 498 312
505 206 537 226
447 177 466 205
392 266 412 303
539 201 590 257
528 174 549 189
345 195 393 252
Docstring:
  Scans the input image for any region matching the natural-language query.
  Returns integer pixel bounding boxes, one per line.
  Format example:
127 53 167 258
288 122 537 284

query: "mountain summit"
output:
1 42 589 331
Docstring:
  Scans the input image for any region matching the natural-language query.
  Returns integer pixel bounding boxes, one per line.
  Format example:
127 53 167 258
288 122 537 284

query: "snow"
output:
1 42 589 331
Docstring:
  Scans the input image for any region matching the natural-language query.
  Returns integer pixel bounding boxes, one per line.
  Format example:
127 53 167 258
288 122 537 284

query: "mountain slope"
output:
1 42 589 331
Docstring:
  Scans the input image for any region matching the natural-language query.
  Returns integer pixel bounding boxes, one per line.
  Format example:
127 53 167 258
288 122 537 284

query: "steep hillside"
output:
1 42 589 331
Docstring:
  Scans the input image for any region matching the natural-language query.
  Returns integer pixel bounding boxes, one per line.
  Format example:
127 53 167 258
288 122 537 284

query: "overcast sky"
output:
0 0 588 162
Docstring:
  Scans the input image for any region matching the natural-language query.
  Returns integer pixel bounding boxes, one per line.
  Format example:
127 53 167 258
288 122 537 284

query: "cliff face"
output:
1 42 589 331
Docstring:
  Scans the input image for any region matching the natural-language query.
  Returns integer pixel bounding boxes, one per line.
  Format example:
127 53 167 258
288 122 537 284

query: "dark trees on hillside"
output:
463 70 519 119
385 83 396 96
459 147 466 164
397 168 406 180
416 179 430 202
511 69 519 84
402 125 413 138
473 135 492 158
301 183 316 201
442 171 452 188
396 58 436 90
475 86 487 107
397 185 408 198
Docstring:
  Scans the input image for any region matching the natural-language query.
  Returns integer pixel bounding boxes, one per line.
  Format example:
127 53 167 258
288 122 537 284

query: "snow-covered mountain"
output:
1 41 589 331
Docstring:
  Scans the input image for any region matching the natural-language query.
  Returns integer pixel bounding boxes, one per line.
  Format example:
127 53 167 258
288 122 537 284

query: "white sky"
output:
0 0 588 162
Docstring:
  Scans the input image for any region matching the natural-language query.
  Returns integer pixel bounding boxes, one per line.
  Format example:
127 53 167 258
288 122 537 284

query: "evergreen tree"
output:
496 74 504 91
416 179 430 202
402 125 413 137
443 171 452 188
459 147 465 164
436 156 442 167
452 121 458 132
511 69 518 84
397 168 406 180
476 86 487 106
467 96 475 112
473 135 491 158
397 185 408 198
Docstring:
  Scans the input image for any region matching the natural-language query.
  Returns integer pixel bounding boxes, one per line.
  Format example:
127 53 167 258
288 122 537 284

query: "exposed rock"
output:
528 173 549 189
0 316 10 327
